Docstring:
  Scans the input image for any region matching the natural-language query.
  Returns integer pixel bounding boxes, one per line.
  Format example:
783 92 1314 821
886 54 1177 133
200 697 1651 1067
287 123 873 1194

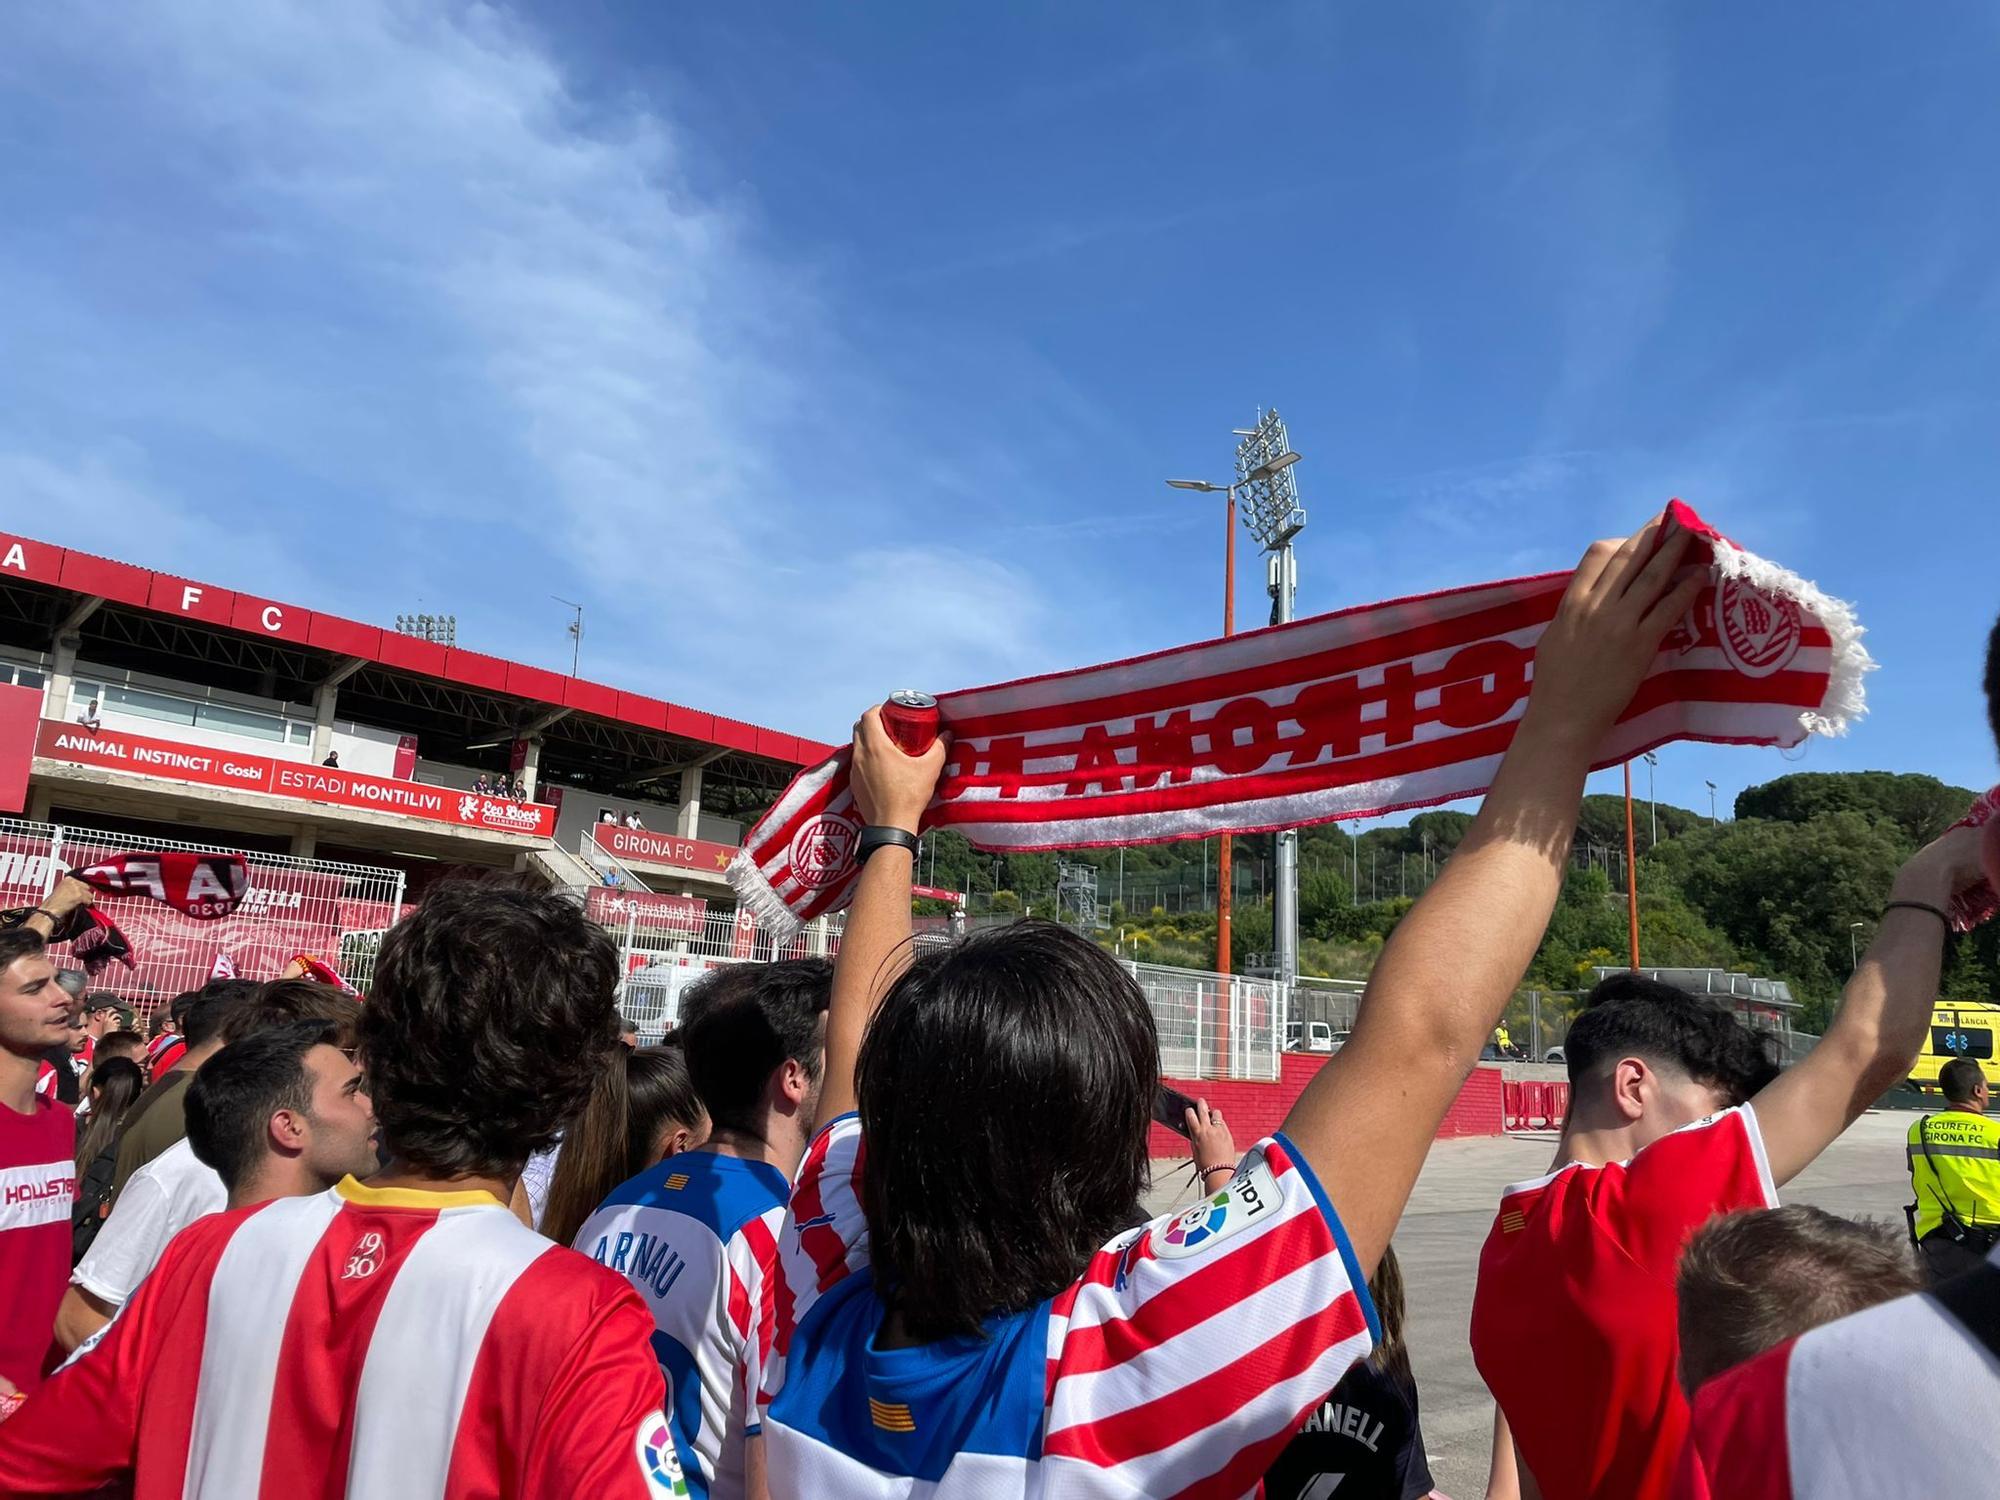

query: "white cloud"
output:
0 1 1062 735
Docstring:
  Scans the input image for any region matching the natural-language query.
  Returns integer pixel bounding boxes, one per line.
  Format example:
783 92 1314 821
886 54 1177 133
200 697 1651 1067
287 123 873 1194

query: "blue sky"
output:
2 3 1996 824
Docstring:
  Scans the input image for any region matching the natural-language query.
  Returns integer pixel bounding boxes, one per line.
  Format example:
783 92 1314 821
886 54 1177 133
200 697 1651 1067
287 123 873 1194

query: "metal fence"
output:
0 814 404 1015
1289 976 1364 1038
1127 961 1282 1082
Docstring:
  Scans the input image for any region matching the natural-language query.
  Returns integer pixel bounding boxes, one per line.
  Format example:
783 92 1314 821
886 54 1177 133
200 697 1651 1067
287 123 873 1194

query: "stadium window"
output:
193 699 288 743
100 683 198 730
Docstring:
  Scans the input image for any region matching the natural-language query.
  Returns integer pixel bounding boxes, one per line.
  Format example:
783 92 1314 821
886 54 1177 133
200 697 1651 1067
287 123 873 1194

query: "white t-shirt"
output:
72 1137 226 1306
520 1140 563 1231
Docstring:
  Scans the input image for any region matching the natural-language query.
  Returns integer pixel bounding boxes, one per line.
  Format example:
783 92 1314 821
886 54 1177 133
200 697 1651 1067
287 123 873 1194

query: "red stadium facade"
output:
0 530 832 1020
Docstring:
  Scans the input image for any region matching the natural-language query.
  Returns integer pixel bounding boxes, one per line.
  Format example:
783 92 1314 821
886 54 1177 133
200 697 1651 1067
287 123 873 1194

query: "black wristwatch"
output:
856 826 920 864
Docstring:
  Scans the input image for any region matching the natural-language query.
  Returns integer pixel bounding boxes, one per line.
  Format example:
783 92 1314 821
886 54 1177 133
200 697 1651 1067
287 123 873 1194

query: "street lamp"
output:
1168 440 1304 980
1850 921 1865 973
1706 780 1719 825
552 595 584 677
1642 751 1658 848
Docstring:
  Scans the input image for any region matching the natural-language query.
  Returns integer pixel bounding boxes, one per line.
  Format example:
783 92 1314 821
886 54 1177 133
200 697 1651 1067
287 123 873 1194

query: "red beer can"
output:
880 690 941 756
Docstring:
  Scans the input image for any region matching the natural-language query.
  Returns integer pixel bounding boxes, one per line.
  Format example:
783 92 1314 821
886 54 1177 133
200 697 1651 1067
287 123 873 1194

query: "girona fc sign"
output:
1715 576 1802 679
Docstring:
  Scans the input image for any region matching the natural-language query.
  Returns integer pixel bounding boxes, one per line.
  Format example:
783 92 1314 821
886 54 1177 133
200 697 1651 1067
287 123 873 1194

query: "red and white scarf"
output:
4 851 250 975
1949 787 2000 932
729 503 1870 935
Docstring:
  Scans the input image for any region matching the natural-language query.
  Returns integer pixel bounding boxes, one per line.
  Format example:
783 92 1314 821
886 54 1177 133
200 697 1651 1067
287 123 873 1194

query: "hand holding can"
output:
879 690 941 757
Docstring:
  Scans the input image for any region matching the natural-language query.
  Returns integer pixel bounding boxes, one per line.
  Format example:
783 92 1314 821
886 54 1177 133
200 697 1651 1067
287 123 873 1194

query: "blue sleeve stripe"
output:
1272 1131 1383 1346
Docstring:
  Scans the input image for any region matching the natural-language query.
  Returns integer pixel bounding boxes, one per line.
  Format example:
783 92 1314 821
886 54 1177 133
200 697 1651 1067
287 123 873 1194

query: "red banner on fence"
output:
36 721 556 838
590 824 737 873
583 886 707 936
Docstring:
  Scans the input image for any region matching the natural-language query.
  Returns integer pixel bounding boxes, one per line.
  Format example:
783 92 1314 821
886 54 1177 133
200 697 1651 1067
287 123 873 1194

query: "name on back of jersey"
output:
1154 1151 1281 1260
590 1228 689 1300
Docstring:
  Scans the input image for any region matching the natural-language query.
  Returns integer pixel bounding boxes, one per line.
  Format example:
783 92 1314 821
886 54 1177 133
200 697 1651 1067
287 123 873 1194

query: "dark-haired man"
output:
1907 1055 2000 1280
1475 831 1986 1500
576 958 831 1500
55 980 364 1353
0 879 101 1401
0 880 681 1499
184 1018 378 1209
1665 608 2000 1499
109 977 261 1199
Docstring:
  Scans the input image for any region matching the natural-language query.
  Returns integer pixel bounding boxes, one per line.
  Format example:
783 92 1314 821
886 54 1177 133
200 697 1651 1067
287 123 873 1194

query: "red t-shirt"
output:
1470 1105 1776 1500
0 1094 77 1394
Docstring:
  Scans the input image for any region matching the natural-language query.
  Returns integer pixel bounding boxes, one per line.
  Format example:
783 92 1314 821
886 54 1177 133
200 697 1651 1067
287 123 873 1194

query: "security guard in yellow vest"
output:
1908 1057 2000 1280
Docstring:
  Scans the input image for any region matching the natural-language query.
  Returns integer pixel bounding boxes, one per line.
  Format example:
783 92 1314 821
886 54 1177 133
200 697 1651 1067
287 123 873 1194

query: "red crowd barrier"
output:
1503 1080 1570 1132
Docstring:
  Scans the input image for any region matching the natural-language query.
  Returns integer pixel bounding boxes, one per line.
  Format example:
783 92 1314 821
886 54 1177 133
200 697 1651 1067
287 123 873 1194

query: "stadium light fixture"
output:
1166 413 1313 988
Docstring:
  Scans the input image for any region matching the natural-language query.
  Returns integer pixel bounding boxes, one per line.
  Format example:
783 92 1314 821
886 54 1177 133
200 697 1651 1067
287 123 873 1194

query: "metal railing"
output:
0 814 404 1012
1289 976 1364 1038
578 830 649 891
1127 960 1282 1082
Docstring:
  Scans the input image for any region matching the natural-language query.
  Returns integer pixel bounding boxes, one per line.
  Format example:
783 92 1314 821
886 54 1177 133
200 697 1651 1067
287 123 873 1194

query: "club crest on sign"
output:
788 814 860 889
1715 576 1801 679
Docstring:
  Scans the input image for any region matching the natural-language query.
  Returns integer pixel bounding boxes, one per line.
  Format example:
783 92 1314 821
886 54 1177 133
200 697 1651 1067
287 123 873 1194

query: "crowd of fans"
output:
0 520 1995 1497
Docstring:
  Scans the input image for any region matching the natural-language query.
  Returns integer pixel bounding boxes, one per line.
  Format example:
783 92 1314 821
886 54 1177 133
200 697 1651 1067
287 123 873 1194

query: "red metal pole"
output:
1625 760 1641 970
1217 486 1236 975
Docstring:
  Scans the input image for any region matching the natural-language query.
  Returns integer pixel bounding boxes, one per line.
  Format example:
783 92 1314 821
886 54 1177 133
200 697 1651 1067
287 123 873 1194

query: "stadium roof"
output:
0 531 829 799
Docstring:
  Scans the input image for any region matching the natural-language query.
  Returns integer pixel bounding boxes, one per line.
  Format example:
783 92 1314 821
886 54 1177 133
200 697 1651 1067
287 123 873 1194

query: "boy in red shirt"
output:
1474 829 1986 1500
0 881 100 1401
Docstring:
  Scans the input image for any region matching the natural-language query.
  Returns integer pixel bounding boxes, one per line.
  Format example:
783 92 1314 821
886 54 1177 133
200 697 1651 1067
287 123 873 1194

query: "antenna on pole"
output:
552 596 584 676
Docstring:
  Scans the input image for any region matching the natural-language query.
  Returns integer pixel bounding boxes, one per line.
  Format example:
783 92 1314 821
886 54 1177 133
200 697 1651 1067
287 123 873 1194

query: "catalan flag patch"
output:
1500 1209 1526 1234
664 1173 690 1191
868 1398 916 1433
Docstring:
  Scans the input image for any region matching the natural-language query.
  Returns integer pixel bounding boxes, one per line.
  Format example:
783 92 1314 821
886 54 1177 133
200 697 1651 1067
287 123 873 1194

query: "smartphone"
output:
1152 1084 1200 1138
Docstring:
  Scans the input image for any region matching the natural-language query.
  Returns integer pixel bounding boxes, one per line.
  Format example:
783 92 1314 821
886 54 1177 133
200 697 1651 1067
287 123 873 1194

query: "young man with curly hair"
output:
0 881 683 1500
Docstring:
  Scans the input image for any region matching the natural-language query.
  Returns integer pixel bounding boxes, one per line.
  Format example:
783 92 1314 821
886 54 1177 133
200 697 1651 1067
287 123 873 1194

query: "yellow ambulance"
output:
1909 1002 2000 1092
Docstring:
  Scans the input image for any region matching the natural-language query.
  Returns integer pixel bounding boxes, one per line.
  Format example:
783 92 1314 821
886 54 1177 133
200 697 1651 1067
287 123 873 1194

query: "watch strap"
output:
856 826 920 864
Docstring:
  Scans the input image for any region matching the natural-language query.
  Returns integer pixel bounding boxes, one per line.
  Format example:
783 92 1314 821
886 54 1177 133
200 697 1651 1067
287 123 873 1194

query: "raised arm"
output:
818 707 949 1124
1282 517 1704 1275
1752 825 1984 1185
20 876 93 942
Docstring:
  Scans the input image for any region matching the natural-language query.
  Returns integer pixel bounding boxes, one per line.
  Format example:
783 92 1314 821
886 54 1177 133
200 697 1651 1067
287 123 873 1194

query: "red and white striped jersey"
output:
0 1176 686 1500
1673 1252 2000 1497
760 1114 1378 1498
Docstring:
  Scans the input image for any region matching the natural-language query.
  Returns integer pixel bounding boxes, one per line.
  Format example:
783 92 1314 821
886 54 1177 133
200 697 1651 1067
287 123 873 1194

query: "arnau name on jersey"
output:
590 1229 690 1300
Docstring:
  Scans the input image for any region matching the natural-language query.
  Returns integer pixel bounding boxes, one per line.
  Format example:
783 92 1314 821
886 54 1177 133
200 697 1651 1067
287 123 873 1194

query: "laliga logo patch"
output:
788 814 860 890
635 1413 690 1497
1155 1153 1280 1260
1716 576 1802 679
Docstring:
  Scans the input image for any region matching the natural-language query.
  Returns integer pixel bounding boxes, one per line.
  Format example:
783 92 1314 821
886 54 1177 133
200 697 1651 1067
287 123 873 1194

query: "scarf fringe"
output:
1709 538 1873 738
727 849 806 941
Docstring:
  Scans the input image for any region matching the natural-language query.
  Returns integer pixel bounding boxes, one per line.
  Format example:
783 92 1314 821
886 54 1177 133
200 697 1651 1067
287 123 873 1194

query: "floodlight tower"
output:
1167 436 1303 977
1234 410 1307 986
